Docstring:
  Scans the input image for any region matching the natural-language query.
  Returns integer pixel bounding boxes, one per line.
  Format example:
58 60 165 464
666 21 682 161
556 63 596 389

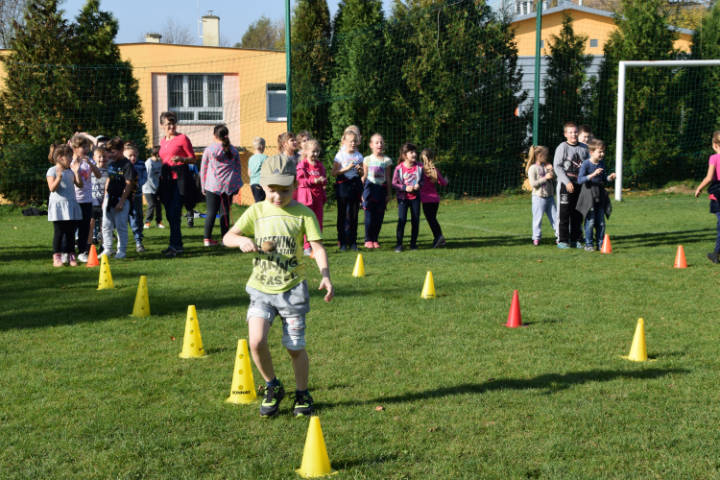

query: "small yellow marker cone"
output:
225 339 257 404
623 318 648 362
179 305 207 359
131 275 150 317
421 271 435 299
97 254 114 290
351 253 365 278
296 416 337 478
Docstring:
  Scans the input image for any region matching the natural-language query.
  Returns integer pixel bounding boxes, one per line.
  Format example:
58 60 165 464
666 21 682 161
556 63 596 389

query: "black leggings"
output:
397 197 421 247
53 221 77 254
422 202 443 240
76 203 93 254
204 191 233 239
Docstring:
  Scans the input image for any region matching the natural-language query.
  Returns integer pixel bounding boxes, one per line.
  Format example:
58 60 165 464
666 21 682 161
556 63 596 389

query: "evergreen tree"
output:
592 0 680 185
71 0 147 152
290 0 332 142
0 0 76 203
328 0 387 151
395 0 527 193
539 15 592 148
681 1 720 177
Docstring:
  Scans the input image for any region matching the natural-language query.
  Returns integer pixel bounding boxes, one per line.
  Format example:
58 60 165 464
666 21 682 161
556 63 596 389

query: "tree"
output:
328 0 388 148
290 0 332 142
71 0 147 152
0 0 25 48
0 0 76 204
593 0 681 185
538 15 593 148
237 16 284 50
161 18 196 45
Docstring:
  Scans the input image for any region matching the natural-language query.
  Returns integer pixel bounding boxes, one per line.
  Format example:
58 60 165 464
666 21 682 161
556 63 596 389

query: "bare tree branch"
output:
0 0 25 48
161 18 196 45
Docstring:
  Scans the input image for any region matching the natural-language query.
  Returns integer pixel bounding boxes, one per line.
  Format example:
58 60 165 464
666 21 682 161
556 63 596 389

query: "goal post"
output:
615 59 720 201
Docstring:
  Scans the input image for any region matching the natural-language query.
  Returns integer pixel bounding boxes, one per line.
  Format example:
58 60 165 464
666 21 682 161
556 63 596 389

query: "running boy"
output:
223 155 334 418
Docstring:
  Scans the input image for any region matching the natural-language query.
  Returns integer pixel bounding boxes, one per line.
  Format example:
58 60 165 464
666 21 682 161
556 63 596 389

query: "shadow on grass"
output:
613 228 714 248
318 368 687 410
333 454 399 470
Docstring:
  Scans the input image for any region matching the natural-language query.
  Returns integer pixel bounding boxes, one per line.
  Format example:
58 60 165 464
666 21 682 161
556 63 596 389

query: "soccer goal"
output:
615 59 720 201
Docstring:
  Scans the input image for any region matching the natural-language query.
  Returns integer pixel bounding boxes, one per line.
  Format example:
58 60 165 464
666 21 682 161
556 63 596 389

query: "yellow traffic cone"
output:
351 253 365 278
296 416 336 478
623 318 648 362
97 254 114 290
178 305 207 359
420 271 435 299
131 275 150 317
225 339 257 404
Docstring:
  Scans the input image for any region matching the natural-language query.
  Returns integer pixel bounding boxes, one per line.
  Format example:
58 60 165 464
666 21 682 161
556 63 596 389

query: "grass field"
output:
2 192 720 479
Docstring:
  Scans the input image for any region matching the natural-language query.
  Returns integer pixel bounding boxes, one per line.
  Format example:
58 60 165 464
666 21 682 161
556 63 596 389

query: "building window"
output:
168 74 223 123
266 83 287 122
590 39 599 48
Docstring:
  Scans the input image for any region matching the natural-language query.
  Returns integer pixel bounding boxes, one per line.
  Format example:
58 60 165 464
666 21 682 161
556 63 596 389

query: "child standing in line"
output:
124 142 146 253
526 145 557 246
362 133 392 249
222 155 334 418
143 146 164 229
577 139 616 251
578 125 593 146
331 129 364 251
694 131 720 263
419 148 448 248
102 137 136 259
90 146 109 249
296 139 327 256
47 144 83 267
70 134 101 262
553 122 589 249
392 143 423 252
249 137 268 203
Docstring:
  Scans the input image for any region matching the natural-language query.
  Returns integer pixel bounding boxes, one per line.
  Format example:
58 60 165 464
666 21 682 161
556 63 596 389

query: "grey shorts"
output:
245 281 310 350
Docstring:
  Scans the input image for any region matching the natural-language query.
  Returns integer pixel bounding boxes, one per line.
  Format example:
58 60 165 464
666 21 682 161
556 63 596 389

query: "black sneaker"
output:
260 383 285 417
394 245 403 253
292 391 314 417
708 252 719 264
162 247 178 258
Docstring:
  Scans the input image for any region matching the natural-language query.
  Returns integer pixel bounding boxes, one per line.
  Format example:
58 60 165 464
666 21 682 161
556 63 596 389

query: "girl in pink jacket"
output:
296 139 327 256
419 149 448 248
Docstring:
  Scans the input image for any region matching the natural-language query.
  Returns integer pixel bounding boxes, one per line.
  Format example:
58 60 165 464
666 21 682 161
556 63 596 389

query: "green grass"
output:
2 192 720 479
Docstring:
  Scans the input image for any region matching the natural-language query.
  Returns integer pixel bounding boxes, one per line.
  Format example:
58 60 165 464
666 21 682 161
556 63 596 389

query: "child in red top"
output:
694 130 720 263
391 143 423 252
296 139 327 256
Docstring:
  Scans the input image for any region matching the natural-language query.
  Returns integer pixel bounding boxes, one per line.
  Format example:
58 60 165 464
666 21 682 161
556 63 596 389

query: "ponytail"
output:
525 146 536 173
214 124 231 158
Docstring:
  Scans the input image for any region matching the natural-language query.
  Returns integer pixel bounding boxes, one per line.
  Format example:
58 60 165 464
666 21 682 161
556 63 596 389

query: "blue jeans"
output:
128 195 144 243
584 206 605 248
363 182 387 243
396 197 421 247
531 195 557 241
162 182 184 249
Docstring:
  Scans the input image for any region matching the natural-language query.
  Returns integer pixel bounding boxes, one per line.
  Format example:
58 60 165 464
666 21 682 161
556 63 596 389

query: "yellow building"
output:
510 3 693 56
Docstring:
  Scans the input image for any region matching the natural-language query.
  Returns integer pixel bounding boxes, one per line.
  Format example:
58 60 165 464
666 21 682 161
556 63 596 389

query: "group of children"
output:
248 126 448 257
47 134 163 265
526 122 615 251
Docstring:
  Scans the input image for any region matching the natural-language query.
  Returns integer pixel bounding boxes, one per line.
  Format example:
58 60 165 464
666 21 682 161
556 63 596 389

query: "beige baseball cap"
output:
260 154 296 187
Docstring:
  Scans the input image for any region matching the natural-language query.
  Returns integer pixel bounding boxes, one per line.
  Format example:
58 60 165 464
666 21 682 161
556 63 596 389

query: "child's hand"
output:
70 162 80 174
608 173 616 181
318 277 334 302
594 168 604 177
406 185 413 192
238 237 258 253
55 164 65 174
545 172 554 180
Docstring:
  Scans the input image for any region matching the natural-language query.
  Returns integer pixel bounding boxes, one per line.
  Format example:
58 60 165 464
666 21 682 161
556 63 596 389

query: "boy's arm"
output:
309 241 334 302
222 224 257 252
553 144 571 187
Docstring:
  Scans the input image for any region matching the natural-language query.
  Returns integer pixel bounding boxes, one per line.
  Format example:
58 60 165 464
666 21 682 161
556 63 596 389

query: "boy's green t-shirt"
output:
233 200 322 294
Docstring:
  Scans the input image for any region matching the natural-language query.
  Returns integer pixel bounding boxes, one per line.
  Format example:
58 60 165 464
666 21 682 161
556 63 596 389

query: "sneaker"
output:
204 238 219 247
372 242 380 249
187 217 194 227
78 252 89 262
575 241 584 249
303 247 312 256
557 242 570 249
584 245 594 252
708 252 719 264
157 223 166 229
260 383 285 418
394 245 403 253
114 252 126 259
364 241 373 249
61 253 68 265
144 222 151 229
433 235 446 248
162 247 178 258
349 243 358 251
136 242 145 253
410 244 418 250
532 239 540 246
292 391 315 417
339 245 347 252
53 253 63 267
68 253 78 267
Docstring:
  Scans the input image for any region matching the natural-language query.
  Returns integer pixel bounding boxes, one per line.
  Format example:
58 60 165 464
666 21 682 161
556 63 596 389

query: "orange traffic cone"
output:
86 244 99 267
505 290 522 328
674 245 687 269
600 234 612 254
